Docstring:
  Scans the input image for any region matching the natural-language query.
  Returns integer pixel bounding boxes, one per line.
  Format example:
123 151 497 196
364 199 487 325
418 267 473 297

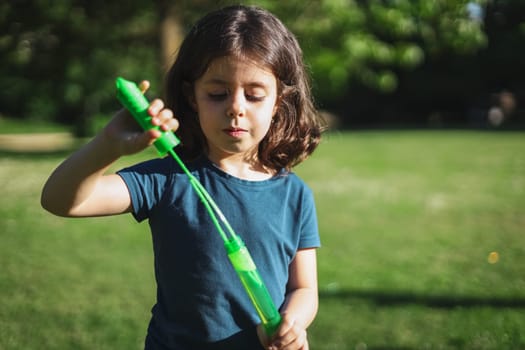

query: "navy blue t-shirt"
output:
118 156 320 349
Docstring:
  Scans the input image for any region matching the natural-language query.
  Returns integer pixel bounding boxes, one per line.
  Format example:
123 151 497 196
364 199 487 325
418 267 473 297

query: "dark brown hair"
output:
165 5 324 170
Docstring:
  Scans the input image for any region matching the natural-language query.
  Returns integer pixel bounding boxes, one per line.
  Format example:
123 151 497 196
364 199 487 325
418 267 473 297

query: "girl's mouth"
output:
223 127 247 138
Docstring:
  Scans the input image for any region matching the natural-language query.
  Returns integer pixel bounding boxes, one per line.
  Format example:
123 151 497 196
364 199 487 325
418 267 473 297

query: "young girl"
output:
41 5 324 350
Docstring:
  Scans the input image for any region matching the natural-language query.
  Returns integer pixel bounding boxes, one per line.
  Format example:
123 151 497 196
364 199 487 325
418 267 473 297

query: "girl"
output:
41 5 324 350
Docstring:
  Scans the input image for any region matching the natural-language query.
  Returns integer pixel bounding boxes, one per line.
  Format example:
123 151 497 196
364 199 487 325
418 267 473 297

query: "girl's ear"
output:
183 82 198 111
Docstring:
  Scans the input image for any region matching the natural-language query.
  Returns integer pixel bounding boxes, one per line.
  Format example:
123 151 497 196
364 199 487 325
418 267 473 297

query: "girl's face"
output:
192 56 278 163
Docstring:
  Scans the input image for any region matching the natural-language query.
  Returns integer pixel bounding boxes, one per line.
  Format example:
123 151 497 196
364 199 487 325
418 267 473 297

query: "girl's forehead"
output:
203 56 276 82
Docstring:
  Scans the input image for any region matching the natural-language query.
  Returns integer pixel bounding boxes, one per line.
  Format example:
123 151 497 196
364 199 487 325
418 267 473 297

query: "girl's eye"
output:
207 91 265 102
208 93 227 101
246 95 265 102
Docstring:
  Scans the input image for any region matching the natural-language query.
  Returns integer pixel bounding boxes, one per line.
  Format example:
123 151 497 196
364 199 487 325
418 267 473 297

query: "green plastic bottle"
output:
225 236 282 335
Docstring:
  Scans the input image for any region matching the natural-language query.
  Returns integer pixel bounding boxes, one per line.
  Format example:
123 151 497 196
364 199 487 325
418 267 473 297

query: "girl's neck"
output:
206 151 276 181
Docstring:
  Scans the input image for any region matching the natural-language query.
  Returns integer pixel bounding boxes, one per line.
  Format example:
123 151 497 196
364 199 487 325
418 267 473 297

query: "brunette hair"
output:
165 5 324 170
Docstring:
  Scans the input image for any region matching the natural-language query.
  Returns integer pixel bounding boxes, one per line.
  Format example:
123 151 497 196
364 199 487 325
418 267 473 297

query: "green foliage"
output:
260 0 488 101
0 0 161 134
0 0 497 127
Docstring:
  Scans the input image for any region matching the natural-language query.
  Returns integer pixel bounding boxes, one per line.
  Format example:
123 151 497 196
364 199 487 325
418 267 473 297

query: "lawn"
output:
0 117 71 134
1 130 524 349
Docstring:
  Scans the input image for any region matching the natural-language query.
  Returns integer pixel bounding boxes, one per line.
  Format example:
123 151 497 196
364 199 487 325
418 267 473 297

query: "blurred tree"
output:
0 0 241 135
356 0 525 128
1 0 521 131
0 0 160 136
481 0 525 92
257 0 488 104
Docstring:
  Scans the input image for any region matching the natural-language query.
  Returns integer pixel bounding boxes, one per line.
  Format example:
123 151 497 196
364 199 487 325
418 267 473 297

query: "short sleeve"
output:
117 157 174 222
298 186 321 249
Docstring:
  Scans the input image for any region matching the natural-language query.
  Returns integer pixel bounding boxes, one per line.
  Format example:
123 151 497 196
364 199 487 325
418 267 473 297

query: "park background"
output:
1 0 524 349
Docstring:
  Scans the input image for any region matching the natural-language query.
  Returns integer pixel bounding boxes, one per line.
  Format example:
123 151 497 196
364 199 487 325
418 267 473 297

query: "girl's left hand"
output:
257 313 309 350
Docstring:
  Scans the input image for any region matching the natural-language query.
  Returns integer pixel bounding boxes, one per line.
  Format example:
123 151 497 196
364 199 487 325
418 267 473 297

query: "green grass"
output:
0 116 71 134
1 131 524 349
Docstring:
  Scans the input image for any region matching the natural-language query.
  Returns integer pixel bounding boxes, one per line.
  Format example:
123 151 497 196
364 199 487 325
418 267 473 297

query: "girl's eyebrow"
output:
204 78 269 89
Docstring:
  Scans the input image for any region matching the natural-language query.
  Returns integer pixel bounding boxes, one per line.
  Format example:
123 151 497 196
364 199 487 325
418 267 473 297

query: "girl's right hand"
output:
103 80 179 156
257 315 309 350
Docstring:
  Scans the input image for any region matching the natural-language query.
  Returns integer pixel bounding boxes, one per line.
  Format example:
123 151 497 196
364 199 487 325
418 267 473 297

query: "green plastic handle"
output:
225 236 282 335
115 77 180 155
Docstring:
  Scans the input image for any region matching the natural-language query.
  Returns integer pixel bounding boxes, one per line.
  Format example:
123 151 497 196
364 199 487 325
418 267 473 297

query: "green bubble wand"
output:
115 77 282 336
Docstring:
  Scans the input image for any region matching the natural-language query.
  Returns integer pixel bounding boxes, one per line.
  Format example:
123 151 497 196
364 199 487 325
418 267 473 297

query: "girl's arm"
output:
41 98 178 217
258 248 318 350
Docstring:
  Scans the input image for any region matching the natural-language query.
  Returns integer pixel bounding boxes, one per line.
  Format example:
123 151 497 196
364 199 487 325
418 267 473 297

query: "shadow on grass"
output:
320 289 525 309
0 149 79 159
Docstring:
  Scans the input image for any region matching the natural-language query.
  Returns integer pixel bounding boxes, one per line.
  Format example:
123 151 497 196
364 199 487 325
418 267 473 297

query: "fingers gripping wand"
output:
115 77 282 336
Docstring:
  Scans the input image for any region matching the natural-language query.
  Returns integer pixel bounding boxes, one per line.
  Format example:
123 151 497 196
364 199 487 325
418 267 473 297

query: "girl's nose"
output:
227 91 246 118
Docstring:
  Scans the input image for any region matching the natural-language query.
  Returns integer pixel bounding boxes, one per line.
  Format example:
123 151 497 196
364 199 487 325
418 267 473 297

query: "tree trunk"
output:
158 2 184 73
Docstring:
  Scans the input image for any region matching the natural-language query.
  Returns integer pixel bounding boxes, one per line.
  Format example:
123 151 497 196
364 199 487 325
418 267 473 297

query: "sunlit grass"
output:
296 131 525 349
1 130 524 349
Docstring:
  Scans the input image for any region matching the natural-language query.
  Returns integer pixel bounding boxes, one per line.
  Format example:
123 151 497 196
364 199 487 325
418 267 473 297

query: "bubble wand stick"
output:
115 77 282 336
